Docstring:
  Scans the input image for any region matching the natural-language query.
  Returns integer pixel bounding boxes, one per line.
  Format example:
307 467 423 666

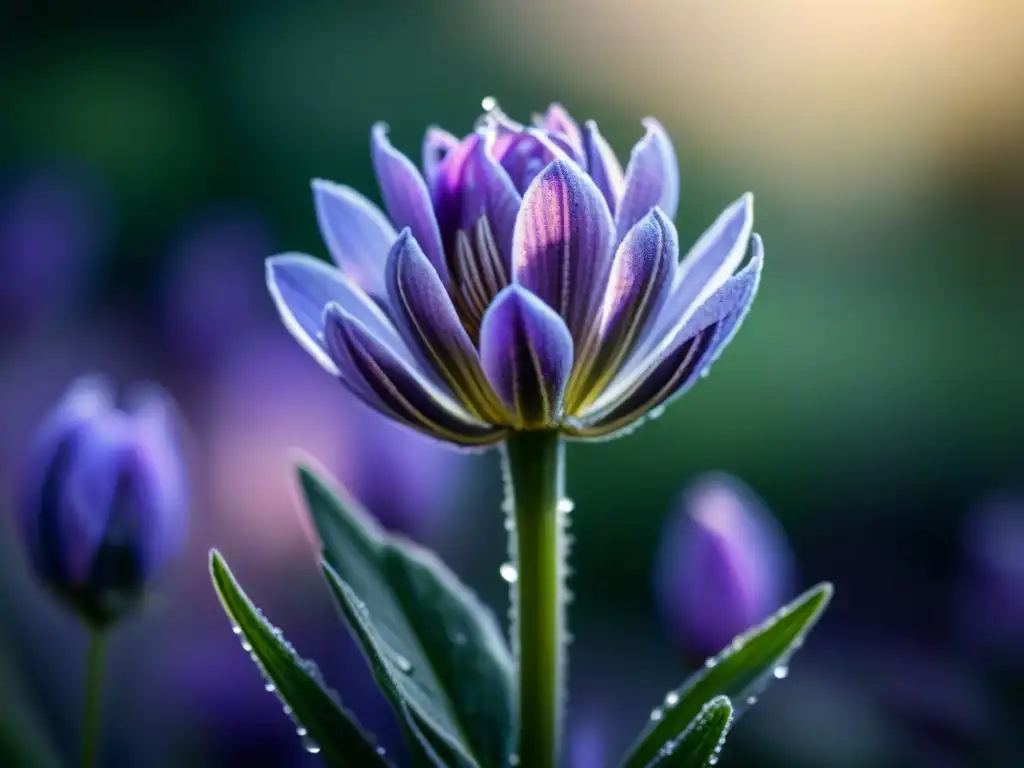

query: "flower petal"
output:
266 253 403 375
512 159 615 347
582 120 625 213
574 236 762 437
464 130 522 265
479 285 574 429
566 208 677 412
312 179 397 298
538 103 583 155
492 127 577 194
615 118 679 244
371 123 448 284
637 193 754 359
422 126 459 188
323 304 505 448
386 229 510 423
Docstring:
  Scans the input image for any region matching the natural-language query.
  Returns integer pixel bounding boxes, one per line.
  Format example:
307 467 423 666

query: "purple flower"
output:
0 166 112 337
655 474 793 656
17 375 187 626
266 101 762 447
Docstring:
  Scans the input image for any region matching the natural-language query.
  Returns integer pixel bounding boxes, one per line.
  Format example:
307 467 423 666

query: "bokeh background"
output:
2 0 1024 765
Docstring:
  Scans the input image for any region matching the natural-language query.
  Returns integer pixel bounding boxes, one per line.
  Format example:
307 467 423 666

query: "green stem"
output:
81 629 106 768
504 430 565 768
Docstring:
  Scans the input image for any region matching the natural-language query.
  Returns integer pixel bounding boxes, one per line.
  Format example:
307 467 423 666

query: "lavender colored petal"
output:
567 208 677 412
323 305 505 447
479 285 574 429
641 193 754 355
512 159 615 348
614 118 679 244
582 120 625 213
124 385 187 578
312 179 397 298
422 126 459 188
371 123 448 284
266 253 404 375
492 128 577 194
464 130 522 264
574 237 762 437
540 103 583 155
385 230 510 423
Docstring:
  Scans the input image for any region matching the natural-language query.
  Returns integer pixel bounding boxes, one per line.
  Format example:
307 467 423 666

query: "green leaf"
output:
297 461 514 768
650 696 734 767
210 551 390 767
621 582 833 768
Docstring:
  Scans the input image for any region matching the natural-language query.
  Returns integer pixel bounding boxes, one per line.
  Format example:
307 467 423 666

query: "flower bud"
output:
655 473 793 656
18 376 187 626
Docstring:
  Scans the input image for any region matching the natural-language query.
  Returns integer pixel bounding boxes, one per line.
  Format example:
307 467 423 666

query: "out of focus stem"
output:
504 430 565 768
81 629 106 768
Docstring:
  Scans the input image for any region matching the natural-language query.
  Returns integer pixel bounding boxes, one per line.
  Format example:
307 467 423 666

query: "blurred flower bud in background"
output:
654 473 793 656
568 715 606 768
17 375 187 627
956 492 1024 669
157 207 275 374
0 166 112 339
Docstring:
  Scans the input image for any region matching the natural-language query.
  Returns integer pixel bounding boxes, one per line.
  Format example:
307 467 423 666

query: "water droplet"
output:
297 727 308 737
264 682 276 693
393 653 414 674
664 691 679 707
376 746 387 756
300 732 321 754
746 695 758 705
557 498 575 514
231 625 242 636
704 656 719 668
508 753 520 766
708 757 718 766
504 517 515 531
500 562 518 583
650 707 663 722
773 665 789 679
241 640 252 652
501 498 514 514
482 96 498 112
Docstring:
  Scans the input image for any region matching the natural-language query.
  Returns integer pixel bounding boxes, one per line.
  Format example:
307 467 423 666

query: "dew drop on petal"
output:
500 562 519 583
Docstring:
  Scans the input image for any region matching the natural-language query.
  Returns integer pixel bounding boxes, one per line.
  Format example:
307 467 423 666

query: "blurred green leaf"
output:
209 551 389 767
644 695 734 768
621 583 833 768
298 462 514 768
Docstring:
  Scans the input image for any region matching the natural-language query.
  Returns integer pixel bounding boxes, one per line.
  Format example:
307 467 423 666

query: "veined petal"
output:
582 120 625 213
575 238 763 436
422 126 459 188
464 130 522 265
386 230 510 423
512 159 615 348
637 193 754 359
480 285 574 429
266 253 403 375
371 123 448 285
615 118 679 244
323 304 505 448
566 208 677 413
492 128 576 194
312 180 397 298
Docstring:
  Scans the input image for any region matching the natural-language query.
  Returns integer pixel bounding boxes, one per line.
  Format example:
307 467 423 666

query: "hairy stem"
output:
504 430 565 768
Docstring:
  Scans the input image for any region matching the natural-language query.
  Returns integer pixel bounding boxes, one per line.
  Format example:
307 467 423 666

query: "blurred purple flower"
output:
18 375 187 626
957 492 1024 664
568 716 606 768
158 207 275 371
200 329 462 565
0 166 112 337
266 101 762 447
655 473 793 656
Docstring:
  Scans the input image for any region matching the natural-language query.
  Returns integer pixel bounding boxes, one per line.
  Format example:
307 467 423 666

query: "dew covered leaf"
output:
298 462 514 768
647 695 733 767
621 582 832 768
209 551 389 767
